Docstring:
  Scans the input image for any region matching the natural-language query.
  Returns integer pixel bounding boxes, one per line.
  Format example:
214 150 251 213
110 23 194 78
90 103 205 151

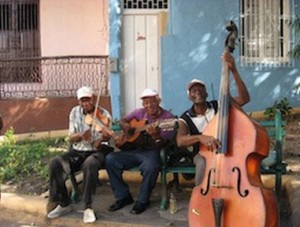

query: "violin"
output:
84 107 127 147
85 107 110 133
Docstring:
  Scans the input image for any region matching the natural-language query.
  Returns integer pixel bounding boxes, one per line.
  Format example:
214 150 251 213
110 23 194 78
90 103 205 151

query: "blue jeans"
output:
105 148 160 204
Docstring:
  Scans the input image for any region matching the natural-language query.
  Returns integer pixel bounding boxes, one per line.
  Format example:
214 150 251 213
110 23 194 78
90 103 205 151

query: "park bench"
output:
69 112 286 210
159 111 287 209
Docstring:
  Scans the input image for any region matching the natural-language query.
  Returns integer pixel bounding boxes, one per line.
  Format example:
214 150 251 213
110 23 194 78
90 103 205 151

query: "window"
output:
0 0 41 83
240 0 294 67
123 0 168 9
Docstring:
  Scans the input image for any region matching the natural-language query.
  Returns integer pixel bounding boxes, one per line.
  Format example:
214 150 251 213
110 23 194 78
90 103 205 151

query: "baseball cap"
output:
187 79 206 91
77 86 94 100
140 88 159 99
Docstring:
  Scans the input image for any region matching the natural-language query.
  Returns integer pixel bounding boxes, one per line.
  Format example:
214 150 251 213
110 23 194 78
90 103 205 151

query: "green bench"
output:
159 111 287 210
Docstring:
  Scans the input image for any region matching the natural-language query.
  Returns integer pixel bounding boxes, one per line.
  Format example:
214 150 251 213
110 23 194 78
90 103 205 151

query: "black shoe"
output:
130 201 150 215
108 195 134 212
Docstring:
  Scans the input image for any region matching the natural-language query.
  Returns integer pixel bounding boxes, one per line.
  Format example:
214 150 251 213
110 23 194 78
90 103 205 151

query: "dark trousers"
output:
48 147 104 208
105 148 160 204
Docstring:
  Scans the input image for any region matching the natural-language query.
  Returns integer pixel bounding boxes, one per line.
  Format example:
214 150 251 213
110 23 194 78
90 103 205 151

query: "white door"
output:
122 12 160 115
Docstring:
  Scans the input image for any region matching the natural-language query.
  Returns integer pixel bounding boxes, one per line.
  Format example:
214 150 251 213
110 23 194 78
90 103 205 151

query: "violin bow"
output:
92 68 105 133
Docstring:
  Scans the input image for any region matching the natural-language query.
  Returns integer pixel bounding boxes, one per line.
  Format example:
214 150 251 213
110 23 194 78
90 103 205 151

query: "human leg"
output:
48 154 72 207
48 154 73 219
48 149 86 219
80 151 106 223
81 152 104 208
105 150 139 211
136 150 160 204
193 153 206 186
131 149 160 214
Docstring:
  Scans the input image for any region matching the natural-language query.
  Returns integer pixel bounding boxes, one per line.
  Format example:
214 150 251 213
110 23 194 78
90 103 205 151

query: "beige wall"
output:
40 0 108 56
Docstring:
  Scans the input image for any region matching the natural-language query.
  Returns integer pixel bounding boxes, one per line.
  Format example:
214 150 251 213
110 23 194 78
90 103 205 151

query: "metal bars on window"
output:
0 0 40 82
123 0 168 9
240 0 294 67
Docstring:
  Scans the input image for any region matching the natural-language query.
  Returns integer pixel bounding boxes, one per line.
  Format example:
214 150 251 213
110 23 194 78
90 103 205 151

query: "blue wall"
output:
110 0 300 119
162 0 300 116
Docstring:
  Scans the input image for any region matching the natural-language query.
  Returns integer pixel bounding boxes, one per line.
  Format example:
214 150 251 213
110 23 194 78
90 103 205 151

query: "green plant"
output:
0 129 67 185
264 97 293 120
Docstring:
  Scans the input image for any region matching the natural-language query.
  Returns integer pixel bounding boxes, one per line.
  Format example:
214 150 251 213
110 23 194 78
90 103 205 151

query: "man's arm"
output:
223 52 250 106
176 120 220 151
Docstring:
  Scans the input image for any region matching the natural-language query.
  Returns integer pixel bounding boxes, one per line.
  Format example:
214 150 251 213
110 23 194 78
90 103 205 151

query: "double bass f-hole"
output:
232 166 249 197
200 168 215 195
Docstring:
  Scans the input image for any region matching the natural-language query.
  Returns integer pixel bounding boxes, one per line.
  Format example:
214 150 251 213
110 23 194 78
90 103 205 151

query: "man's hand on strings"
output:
102 127 113 141
147 124 161 141
120 121 135 137
82 130 92 142
199 135 221 151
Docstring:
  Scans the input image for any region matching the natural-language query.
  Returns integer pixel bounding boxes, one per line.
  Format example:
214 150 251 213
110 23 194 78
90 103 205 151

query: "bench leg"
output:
275 169 282 206
173 173 182 192
160 170 168 210
69 171 80 203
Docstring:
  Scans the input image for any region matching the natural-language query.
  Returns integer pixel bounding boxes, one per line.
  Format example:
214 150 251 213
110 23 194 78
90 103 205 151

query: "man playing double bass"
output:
176 52 250 186
183 21 278 227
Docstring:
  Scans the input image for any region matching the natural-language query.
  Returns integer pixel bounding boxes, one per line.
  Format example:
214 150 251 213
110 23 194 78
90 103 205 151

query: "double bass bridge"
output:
211 184 233 189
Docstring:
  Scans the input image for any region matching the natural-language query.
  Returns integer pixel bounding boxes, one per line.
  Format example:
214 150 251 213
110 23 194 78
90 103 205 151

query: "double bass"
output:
188 21 279 227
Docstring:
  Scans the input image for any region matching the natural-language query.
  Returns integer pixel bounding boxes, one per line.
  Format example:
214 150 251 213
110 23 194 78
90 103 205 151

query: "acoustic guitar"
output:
113 118 177 150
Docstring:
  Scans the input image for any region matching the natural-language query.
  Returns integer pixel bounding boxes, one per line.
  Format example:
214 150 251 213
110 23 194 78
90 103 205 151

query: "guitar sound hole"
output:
128 128 136 135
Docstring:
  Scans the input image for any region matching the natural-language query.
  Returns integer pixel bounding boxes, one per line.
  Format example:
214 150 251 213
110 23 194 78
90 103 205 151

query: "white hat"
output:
77 86 94 100
187 79 206 91
140 88 159 99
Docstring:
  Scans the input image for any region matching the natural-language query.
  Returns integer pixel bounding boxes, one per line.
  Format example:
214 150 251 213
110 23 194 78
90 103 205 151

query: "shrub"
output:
263 98 293 120
0 128 67 184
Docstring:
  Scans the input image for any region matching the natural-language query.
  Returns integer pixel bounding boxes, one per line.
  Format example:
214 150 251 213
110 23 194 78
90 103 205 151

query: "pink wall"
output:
0 97 111 135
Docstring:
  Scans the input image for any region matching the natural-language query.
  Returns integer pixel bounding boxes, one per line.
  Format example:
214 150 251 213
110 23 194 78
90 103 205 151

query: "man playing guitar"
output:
105 88 175 214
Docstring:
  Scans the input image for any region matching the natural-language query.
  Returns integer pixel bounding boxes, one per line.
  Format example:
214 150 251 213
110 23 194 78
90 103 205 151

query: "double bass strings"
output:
213 59 230 188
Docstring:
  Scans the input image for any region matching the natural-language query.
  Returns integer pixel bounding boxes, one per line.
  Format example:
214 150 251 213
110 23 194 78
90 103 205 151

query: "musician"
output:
47 86 112 223
105 88 175 214
176 52 250 185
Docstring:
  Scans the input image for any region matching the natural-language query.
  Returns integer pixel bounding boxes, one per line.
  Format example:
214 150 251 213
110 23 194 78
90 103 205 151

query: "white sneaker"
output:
83 208 96 223
47 204 72 219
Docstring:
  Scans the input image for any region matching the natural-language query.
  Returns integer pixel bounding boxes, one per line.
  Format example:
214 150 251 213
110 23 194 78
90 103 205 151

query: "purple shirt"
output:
124 107 175 141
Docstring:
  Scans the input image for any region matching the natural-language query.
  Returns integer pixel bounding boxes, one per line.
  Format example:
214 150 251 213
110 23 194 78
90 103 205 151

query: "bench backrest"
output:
259 112 286 141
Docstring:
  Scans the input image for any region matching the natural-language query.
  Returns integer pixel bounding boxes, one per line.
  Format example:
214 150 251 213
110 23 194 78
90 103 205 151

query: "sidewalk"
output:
1 179 190 227
1 160 300 227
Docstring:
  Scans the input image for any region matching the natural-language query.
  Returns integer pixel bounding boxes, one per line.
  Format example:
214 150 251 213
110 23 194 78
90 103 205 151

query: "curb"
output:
1 192 47 216
0 192 151 227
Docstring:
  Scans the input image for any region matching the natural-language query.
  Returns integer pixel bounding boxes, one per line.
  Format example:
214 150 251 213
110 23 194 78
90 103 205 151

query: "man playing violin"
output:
105 88 175 214
47 86 112 223
176 52 250 185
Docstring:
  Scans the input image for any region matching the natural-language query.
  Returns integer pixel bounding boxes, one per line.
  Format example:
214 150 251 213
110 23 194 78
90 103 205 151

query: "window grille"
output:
240 0 294 67
123 0 168 9
0 0 40 83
